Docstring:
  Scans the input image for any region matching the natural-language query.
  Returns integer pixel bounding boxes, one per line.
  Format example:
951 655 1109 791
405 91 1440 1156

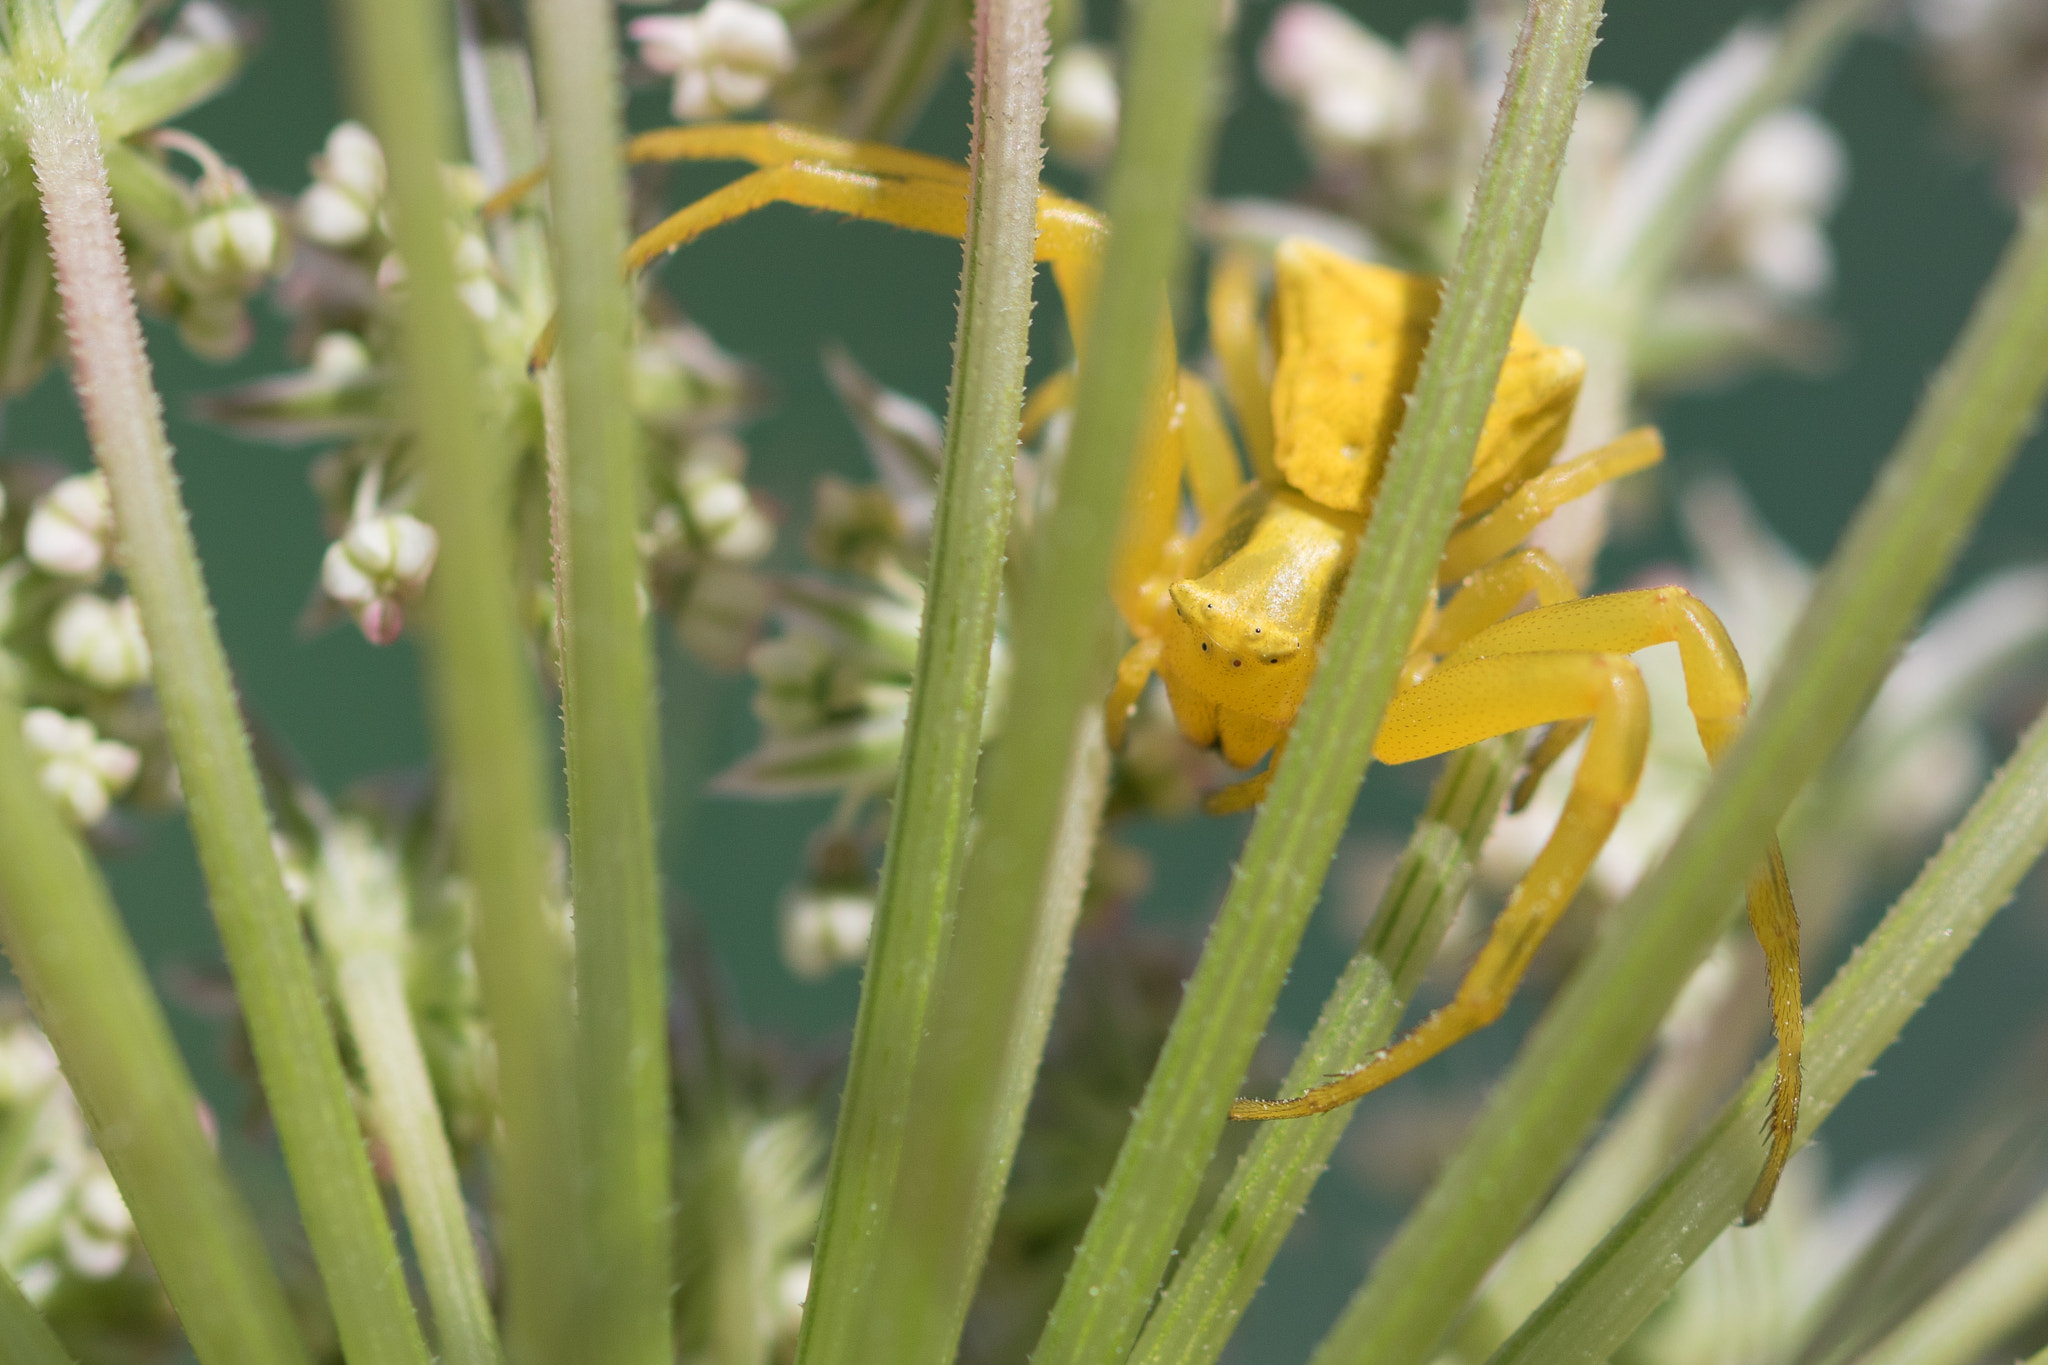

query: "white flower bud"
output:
678 435 773 562
1258 3 1416 155
61 1215 131 1279
311 331 373 377
1048 45 1121 170
298 181 375 249
181 201 281 289
22 708 141 827
346 512 439 585
0 1029 59 1102
321 122 387 204
631 1 795 122
319 538 380 609
1721 110 1847 220
49 594 152 691
25 473 113 580
779 886 874 978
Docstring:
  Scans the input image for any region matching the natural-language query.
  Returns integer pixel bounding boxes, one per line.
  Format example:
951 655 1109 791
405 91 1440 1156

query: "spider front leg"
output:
1233 584 1805 1222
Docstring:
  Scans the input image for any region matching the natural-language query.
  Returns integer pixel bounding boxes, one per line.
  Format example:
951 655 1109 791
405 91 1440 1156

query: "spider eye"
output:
1231 659 1242 668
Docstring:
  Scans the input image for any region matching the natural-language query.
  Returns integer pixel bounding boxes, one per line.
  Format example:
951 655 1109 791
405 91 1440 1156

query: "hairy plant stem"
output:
0 694 307 1365
1130 738 1520 1365
1489 699 2048 1365
330 0 588 1360
309 820 503 1365
1847 1187 2048 1365
525 3 674 1360
793 0 1049 1355
1312 139 2048 1365
0 1263 73 1365
1030 4 1605 1361
18 79 429 1365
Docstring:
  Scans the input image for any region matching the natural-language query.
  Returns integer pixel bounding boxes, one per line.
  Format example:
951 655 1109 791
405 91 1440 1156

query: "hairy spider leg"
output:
1437 426 1664 584
1207 248 1278 480
1231 584 1804 1220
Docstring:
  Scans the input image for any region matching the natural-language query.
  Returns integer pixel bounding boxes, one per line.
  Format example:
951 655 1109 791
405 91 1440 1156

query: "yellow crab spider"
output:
487 122 1804 1224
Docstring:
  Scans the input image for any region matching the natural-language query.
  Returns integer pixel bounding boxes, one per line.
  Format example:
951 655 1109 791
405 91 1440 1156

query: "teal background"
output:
4 0 2046 1359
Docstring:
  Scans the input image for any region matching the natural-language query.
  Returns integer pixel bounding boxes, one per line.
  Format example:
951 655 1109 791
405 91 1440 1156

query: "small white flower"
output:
675 561 771 668
1713 110 1847 298
25 473 113 580
779 886 874 978
299 122 387 250
678 435 774 563
1048 45 1121 171
311 331 373 377
49 594 152 692
0 1030 60 1103
299 182 375 248
322 512 439 644
320 122 387 205
180 201 282 290
1259 3 1417 155
21 708 140 827
631 1 796 122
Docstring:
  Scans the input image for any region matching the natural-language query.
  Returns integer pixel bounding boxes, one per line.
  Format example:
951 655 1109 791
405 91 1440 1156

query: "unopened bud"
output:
22 708 141 827
49 594 152 691
25 473 113 579
631 1 796 122
779 886 874 978
322 512 439 644
180 201 282 291
1047 46 1121 171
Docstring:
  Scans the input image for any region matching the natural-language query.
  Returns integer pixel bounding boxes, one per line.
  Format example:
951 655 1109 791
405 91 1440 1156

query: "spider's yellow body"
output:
491 122 1804 1224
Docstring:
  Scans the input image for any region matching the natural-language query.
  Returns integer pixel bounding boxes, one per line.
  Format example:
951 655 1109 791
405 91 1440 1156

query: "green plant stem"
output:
0 1265 74 1365
793 0 1050 1354
524 3 672 1361
1130 738 1519 1365
1032 5 1605 1362
330 1 587 1360
1487 700 2048 1365
848 708 1109 1363
309 820 503 1365
19 80 430 1365
0 694 307 1365
1853 1185 2048 1365
1311 142 2048 1365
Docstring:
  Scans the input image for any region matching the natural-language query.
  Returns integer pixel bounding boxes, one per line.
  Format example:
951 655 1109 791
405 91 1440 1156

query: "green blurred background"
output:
5 0 2046 1357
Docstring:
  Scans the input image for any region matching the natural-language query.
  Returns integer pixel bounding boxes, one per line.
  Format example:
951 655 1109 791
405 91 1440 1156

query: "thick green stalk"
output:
330 1 587 1360
0 1266 74 1365
792 0 1051 1353
1486 701 2048 1365
1129 740 1519 1365
310 821 503 1365
0 695 307 1365
1029 5 1605 1361
1853 1186 2048 1365
1312 149 2048 1365
18 80 429 1365
524 3 672 1361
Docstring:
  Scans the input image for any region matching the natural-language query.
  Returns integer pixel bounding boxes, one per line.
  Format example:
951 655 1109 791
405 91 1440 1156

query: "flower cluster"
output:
631 0 797 123
1248 8 1849 394
0 1010 155 1320
0 1 267 388
203 120 772 660
0 467 168 828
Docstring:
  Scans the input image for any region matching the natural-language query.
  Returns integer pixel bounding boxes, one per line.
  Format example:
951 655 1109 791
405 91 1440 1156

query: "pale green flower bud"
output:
300 122 386 249
321 512 440 645
675 561 772 668
24 473 113 580
49 594 152 691
677 434 774 563
179 199 282 292
21 708 142 827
